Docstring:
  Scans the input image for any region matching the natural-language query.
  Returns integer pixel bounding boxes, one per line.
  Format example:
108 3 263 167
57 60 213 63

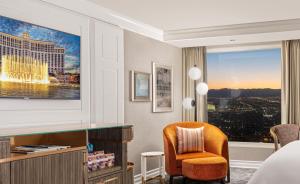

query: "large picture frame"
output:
152 62 173 112
0 15 81 100
130 70 152 102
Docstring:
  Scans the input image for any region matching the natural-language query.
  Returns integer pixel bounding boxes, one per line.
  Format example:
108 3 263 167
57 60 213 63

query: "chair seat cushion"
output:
182 157 228 181
175 152 218 168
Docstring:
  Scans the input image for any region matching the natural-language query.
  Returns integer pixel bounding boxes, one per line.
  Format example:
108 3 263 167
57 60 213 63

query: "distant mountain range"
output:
208 88 281 98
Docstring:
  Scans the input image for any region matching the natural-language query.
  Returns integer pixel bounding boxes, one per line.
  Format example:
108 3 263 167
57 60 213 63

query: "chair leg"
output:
160 177 164 184
182 177 187 184
227 169 231 183
220 178 225 184
169 176 173 184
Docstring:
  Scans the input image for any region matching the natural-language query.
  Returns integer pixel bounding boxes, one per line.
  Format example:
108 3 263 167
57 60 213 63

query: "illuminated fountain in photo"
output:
0 55 49 84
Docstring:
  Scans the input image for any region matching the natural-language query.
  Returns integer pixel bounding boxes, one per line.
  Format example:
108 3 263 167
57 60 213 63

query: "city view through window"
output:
207 48 281 143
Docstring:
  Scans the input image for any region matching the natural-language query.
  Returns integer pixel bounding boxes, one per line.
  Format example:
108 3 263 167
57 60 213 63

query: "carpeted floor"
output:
148 168 256 184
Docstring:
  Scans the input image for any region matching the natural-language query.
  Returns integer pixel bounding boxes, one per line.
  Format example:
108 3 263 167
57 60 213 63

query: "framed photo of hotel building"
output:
130 70 152 102
152 62 173 112
0 15 80 100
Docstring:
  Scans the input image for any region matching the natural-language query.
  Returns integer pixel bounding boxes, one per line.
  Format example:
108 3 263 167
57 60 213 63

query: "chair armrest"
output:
204 126 230 182
270 127 279 151
163 133 177 175
204 127 228 157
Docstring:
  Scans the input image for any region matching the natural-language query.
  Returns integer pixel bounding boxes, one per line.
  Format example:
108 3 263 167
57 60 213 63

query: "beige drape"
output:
182 47 208 122
282 40 300 125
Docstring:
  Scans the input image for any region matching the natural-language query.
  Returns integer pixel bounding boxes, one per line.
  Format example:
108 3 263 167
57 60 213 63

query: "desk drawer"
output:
89 173 122 184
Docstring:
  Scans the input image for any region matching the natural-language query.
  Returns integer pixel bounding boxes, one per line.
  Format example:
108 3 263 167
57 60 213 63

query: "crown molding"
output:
39 0 164 41
206 41 281 53
35 1 300 47
164 19 300 41
166 29 300 48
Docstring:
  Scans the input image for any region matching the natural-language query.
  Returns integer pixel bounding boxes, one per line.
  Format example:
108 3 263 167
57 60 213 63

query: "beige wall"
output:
124 30 273 175
124 30 182 174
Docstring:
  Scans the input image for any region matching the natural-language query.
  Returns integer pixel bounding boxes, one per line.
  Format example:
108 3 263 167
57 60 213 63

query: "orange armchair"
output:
163 122 230 183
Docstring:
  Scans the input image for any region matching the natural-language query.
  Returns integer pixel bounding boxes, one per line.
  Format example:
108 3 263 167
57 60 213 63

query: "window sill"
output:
229 141 274 149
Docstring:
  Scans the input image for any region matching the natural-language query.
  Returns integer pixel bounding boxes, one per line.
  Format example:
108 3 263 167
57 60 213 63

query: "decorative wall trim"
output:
165 30 300 48
40 0 164 41
164 19 300 41
133 160 262 183
206 42 281 53
164 19 300 47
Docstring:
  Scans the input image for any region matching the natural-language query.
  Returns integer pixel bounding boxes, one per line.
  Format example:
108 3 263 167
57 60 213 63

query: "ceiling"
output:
82 0 300 47
89 0 300 31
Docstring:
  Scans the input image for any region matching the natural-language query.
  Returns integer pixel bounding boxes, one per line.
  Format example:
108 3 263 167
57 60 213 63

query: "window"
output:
207 48 281 143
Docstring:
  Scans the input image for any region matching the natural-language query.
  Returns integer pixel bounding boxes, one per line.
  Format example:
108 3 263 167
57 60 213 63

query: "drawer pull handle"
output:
105 177 118 183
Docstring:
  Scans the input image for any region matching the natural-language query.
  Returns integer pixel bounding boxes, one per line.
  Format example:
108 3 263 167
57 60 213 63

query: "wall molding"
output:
206 41 281 53
133 160 262 183
164 18 300 41
40 0 164 41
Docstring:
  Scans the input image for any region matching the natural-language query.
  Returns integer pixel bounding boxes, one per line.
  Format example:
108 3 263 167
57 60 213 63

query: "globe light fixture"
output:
196 82 209 95
182 97 195 109
183 65 209 121
188 66 201 80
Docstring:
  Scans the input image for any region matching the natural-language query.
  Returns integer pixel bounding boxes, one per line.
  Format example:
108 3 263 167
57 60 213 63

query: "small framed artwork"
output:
130 71 152 101
152 62 173 112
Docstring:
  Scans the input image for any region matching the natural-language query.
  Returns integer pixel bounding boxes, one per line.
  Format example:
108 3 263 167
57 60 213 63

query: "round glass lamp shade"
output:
182 97 195 109
188 67 201 80
196 82 209 95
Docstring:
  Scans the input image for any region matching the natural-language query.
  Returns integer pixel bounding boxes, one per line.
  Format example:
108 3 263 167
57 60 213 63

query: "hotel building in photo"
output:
0 32 65 74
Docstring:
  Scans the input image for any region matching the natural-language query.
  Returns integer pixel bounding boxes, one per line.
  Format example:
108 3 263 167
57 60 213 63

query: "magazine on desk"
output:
12 145 71 154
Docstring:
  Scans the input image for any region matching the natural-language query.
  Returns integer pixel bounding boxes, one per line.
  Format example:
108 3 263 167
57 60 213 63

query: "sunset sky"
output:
207 48 281 89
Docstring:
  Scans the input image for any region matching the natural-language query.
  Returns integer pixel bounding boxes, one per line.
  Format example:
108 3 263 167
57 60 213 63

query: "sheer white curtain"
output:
182 47 207 122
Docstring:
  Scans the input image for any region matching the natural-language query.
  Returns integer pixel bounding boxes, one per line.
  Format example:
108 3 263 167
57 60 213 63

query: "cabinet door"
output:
0 138 10 184
0 163 10 184
11 151 84 184
89 173 122 184
90 20 124 126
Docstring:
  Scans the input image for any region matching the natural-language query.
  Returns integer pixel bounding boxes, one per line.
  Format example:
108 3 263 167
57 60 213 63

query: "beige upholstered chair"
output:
270 124 300 151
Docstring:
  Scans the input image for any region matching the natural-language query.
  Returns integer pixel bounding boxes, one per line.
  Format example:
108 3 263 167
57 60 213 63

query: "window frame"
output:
206 41 282 148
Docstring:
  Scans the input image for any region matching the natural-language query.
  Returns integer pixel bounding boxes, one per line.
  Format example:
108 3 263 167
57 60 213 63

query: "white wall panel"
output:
91 19 124 126
102 35 119 61
103 69 118 123
0 0 124 135
0 0 91 135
